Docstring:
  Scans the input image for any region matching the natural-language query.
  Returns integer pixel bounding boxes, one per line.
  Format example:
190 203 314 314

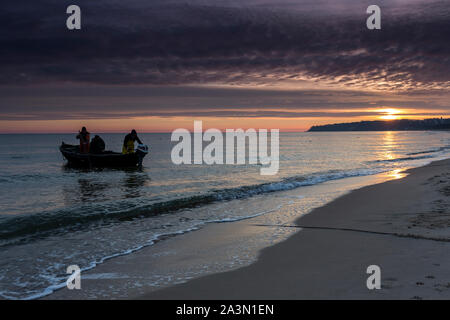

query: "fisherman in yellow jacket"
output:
122 129 143 154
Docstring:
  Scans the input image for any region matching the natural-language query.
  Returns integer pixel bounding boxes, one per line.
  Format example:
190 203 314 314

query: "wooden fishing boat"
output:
60 143 148 168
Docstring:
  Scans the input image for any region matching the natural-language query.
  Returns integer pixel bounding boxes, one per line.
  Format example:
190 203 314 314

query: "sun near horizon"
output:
378 108 403 120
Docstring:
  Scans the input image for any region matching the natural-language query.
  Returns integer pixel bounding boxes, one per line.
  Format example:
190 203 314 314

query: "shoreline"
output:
40 158 450 300
140 159 450 299
42 166 399 299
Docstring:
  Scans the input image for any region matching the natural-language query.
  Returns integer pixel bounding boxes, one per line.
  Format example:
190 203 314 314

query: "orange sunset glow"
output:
0 107 447 133
378 108 402 120
0 0 448 134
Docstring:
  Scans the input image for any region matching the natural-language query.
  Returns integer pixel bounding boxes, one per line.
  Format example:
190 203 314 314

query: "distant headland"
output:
308 118 450 132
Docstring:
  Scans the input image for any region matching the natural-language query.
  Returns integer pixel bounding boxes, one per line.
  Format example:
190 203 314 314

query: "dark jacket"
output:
123 133 142 146
90 136 105 154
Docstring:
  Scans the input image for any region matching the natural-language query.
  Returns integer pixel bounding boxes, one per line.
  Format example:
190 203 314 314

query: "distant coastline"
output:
308 118 450 132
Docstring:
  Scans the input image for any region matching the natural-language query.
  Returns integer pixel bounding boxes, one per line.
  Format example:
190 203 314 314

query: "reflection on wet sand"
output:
386 168 407 180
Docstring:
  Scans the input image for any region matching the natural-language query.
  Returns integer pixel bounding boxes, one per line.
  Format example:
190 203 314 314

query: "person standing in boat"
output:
122 129 143 154
76 127 90 153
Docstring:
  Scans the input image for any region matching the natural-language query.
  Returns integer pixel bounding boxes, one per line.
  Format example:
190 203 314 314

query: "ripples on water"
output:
0 131 449 299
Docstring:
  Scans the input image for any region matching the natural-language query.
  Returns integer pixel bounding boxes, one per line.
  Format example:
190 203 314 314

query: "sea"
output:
0 131 449 299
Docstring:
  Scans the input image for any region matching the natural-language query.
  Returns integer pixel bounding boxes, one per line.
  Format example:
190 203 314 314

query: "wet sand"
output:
140 159 450 299
43 169 390 299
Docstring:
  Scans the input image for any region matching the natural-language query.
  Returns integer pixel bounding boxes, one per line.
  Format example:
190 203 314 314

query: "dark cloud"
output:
0 0 448 90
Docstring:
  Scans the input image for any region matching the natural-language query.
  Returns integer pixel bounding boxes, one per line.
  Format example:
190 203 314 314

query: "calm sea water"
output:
0 131 449 299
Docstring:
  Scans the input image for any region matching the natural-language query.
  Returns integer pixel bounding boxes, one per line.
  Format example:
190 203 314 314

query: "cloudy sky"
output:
0 0 448 132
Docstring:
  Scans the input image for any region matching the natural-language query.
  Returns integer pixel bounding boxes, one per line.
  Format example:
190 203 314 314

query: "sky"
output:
0 0 449 133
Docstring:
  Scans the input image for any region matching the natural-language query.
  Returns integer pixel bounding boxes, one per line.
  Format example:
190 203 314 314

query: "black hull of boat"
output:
60 143 144 168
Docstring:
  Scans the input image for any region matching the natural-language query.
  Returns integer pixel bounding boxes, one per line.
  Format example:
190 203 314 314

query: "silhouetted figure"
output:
122 129 142 154
90 135 105 154
76 127 90 153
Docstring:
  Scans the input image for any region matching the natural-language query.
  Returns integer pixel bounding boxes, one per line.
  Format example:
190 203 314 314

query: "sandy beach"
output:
41 158 450 300
139 159 450 300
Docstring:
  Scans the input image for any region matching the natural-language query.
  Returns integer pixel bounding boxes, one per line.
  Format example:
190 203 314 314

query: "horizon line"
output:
0 130 309 134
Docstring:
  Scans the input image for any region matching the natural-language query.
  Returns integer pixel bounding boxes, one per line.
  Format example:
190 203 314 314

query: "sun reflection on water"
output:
381 131 397 161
